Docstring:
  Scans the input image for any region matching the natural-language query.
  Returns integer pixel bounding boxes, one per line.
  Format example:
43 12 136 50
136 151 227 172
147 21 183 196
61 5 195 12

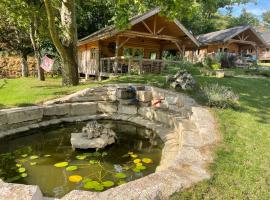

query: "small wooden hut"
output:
77 8 199 78
194 26 267 62
260 32 270 62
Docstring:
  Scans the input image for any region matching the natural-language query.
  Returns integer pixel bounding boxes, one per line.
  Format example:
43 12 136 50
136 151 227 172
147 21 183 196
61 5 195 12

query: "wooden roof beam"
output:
142 20 153 34
228 39 257 46
120 30 181 43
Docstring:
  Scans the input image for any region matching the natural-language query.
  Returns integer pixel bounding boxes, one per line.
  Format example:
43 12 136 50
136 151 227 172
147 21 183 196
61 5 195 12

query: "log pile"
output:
0 56 36 78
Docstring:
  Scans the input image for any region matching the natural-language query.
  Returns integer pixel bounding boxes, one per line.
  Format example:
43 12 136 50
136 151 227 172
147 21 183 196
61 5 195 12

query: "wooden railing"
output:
100 56 183 76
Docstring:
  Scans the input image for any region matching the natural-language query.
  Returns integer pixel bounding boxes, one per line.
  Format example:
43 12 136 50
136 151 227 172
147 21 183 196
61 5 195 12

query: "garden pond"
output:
0 120 163 198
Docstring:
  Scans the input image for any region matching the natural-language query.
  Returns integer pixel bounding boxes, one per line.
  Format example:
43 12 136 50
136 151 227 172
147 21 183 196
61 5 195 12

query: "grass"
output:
0 77 99 108
0 67 270 199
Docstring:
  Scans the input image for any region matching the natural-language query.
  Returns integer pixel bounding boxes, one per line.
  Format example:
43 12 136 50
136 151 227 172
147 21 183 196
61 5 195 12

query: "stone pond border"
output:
0 84 219 200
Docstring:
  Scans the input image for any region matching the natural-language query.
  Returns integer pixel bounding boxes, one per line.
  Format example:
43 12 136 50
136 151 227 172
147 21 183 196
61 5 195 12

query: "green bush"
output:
211 63 221 70
202 84 239 109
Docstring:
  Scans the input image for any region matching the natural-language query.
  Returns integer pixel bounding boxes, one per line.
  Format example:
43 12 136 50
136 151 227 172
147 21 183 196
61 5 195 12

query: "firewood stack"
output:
0 56 36 78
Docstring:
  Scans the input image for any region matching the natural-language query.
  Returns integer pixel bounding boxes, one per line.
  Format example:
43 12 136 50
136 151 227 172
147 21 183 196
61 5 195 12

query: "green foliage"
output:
211 63 221 70
262 10 270 30
202 84 239 108
228 8 260 27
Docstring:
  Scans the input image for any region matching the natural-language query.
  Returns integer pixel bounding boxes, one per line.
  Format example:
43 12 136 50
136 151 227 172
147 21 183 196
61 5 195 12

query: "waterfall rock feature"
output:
71 121 116 150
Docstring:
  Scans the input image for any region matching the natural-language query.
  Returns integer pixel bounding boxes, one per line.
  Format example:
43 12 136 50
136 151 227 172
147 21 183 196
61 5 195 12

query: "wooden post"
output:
107 59 111 73
114 36 120 74
139 58 143 75
128 57 132 73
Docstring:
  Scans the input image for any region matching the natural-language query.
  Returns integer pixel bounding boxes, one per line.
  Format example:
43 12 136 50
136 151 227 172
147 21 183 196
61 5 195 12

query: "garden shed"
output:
77 8 199 78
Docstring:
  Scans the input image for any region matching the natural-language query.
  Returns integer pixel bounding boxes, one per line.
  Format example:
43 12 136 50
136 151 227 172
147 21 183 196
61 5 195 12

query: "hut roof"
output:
197 26 267 46
261 32 270 44
77 8 199 47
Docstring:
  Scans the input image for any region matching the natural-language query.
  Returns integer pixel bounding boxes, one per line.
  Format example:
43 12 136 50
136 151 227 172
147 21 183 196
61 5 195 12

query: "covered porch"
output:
77 8 199 79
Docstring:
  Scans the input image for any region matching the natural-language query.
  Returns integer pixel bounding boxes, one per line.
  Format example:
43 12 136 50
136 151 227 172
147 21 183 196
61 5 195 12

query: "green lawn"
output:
0 77 99 108
0 69 270 199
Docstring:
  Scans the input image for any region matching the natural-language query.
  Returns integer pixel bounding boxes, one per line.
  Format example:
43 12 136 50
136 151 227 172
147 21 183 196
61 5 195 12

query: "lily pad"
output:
66 166 78 171
131 154 138 158
133 159 141 164
132 168 140 173
94 184 104 191
16 164 22 168
142 158 152 164
115 173 127 179
54 162 69 168
18 167 26 173
30 162 37 166
30 155 39 160
89 160 98 164
136 163 143 167
102 181 114 187
83 181 102 190
128 152 133 155
76 155 87 160
82 178 92 183
21 154 28 158
44 154 51 157
68 175 82 183
21 173 28 178
136 165 146 170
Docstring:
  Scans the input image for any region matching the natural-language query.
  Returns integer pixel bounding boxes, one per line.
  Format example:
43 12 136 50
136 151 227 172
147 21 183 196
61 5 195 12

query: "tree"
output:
76 0 114 39
0 17 32 77
262 11 270 30
44 0 79 86
228 9 260 28
0 0 48 81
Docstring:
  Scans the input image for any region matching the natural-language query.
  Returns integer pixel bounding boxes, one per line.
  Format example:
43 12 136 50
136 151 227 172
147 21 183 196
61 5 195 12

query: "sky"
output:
219 0 270 18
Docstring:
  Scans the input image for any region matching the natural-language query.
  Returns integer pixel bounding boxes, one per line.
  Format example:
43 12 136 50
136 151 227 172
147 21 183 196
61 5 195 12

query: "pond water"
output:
0 120 163 198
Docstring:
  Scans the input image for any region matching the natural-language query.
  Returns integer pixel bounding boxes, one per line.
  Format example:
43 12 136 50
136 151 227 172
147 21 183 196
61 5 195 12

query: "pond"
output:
0 120 163 198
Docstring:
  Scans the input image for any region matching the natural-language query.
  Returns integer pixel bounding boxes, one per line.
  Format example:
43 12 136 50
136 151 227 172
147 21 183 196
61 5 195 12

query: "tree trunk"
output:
36 51 45 81
44 0 79 86
30 15 45 81
20 53 29 77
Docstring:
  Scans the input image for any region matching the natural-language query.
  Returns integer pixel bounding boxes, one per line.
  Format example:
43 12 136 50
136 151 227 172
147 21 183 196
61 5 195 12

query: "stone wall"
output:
0 84 219 200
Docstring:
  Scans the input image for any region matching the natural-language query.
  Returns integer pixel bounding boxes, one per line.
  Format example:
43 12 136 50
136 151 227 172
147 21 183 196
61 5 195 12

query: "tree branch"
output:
44 0 66 58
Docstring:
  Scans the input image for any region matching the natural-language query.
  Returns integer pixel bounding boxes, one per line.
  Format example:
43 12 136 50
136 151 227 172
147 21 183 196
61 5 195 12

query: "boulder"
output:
167 70 196 90
71 121 116 150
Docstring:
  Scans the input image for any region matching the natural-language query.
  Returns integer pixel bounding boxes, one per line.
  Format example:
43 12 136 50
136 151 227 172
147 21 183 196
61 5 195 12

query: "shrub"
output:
211 63 221 70
202 84 239 108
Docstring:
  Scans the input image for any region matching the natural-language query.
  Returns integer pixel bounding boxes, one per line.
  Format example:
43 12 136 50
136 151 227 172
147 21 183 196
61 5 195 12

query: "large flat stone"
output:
97 102 117 113
118 104 137 115
0 182 43 200
0 111 7 126
43 104 70 116
6 107 43 124
70 102 97 116
136 90 152 102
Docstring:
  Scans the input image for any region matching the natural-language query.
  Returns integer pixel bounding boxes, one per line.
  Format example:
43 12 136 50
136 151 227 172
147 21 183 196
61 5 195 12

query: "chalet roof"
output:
261 32 270 44
77 8 199 47
197 26 267 46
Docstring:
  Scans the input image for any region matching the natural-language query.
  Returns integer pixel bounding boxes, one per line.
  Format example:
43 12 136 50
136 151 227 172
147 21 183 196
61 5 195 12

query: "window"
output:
266 48 269 52
123 48 133 57
123 47 144 58
150 52 157 60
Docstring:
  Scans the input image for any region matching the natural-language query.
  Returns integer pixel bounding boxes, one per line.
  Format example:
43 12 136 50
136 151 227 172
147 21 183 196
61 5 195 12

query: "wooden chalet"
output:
77 8 199 78
194 26 267 62
259 32 270 62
